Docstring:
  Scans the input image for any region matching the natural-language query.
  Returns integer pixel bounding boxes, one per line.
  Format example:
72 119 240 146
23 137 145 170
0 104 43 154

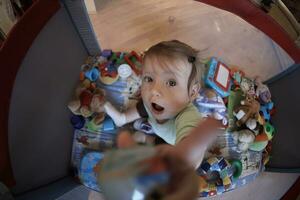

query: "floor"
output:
56 172 299 200
85 0 299 199
88 0 294 81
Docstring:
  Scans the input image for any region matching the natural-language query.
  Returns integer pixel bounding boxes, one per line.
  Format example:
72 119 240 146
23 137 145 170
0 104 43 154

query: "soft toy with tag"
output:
233 95 260 127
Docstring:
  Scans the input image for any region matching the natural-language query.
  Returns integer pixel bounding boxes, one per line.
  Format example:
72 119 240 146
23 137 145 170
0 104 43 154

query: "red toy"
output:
124 51 143 75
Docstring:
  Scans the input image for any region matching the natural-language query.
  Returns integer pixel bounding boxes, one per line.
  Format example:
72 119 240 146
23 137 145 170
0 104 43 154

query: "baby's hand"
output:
155 145 199 200
117 131 199 200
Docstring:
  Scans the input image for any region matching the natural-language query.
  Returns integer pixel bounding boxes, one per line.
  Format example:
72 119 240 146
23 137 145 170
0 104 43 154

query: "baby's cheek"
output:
141 85 149 98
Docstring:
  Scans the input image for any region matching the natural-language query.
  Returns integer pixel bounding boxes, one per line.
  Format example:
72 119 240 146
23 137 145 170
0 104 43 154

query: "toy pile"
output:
67 50 143 189
194 57 275 197
67 53 276 197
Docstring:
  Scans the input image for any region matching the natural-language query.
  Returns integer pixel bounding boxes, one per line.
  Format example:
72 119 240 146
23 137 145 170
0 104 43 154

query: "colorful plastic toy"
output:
117 64 132 79
229 159 243 180
70 115 85 129
101 49 112 58
198 157 242 197
249 122 275 152
230 68 245 86
79 152 103 192
133 118 154 134
85 67 100 82
204 57 232 97
260 102 274 121
124 51 143 75
98 61 119 85
86 113 106 132
116 52 125 64
102 115 116 132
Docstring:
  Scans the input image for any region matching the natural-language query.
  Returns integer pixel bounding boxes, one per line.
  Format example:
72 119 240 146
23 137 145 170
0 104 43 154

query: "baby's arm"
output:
104 101 141 127
176 118 223 168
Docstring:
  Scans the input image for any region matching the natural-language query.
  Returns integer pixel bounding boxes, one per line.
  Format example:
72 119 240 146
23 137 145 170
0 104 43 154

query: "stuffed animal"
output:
255 78 272 104
68 86 106 118
232 129 255 152
240 77 255 96
249 122 275 152
195 89 228 125
233 95 260 127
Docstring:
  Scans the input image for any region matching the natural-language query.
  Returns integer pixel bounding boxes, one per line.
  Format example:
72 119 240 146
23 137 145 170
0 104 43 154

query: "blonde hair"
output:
143 40 203 92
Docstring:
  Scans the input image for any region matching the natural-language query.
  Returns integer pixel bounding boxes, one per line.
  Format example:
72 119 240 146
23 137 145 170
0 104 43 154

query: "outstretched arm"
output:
175 118 223 168
104 101 141 127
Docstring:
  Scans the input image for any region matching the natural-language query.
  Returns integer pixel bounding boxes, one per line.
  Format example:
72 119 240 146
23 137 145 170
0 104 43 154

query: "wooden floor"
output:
89 0 227 52
88 0 294 80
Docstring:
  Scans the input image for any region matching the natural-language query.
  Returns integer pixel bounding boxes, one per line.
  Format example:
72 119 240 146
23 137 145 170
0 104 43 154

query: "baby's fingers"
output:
116 130 136 148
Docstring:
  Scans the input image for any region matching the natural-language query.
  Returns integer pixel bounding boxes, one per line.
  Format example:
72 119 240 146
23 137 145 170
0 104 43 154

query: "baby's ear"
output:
190 83 200 101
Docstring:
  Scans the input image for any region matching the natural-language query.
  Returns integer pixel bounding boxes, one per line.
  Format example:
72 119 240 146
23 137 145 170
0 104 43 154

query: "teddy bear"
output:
233 95 260 128
68 86 106 118
232 129 255 152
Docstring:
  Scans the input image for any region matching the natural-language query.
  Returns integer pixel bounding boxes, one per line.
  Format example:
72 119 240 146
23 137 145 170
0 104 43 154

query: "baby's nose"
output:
151 84 162 97
152 89 161 97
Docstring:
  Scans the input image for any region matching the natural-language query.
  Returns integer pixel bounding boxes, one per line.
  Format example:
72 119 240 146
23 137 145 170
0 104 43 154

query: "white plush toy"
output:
232 129 255 152
195 88 228 125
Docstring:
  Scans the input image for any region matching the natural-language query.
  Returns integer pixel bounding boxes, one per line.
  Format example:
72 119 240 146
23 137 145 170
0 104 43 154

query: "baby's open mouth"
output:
151 103 164 113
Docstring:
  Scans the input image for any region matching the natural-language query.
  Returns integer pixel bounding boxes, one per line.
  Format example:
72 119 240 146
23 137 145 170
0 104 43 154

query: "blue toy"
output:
101 49 112 58
85 67 99 82
260 102 274 121
70 115 85 129
102 115 116 132
205 57 232 97
79 152 103 192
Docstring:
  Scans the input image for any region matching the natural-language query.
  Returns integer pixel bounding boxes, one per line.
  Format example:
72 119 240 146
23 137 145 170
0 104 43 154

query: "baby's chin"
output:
151 112 175 123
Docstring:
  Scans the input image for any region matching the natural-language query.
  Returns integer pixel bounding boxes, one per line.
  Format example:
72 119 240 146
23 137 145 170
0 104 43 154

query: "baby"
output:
101 41 223 199
104 40 202 145
104 41 223 168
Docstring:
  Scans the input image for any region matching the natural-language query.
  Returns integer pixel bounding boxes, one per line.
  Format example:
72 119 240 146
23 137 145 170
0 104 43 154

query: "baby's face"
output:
141 56 192 122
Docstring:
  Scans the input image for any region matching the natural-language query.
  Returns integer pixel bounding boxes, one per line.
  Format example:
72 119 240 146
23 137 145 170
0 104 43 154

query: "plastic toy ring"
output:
229 159 243 179
264 122 275 139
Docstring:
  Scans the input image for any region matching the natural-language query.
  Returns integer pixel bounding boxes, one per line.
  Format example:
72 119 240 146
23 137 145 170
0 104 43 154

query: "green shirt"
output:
145 103 202 145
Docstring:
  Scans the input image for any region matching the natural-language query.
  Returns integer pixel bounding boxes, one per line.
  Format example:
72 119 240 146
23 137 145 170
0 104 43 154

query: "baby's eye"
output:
167 79 177 87
143 76 153 83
